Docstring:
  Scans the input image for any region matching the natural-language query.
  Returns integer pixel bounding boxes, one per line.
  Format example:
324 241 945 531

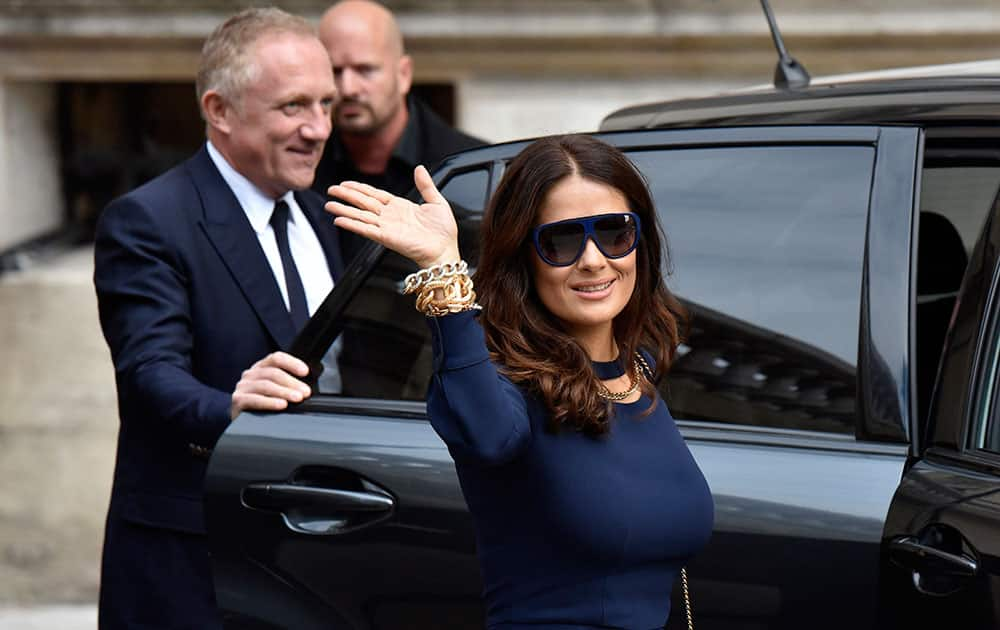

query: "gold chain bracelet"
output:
403 260 482 317
402 260 469 294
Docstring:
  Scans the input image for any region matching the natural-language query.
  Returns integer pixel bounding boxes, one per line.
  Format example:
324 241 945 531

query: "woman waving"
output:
327 134 713 630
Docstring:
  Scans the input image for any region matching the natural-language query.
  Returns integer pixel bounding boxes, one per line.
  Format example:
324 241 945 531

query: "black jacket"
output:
312 96 485 262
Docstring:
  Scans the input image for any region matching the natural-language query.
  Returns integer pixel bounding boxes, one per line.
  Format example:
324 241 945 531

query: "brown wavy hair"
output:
475 134 687 435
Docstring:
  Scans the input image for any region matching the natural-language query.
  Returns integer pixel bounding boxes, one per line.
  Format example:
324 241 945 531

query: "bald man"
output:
312 0 484 262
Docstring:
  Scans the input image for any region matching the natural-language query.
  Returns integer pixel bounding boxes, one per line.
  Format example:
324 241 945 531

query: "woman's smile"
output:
571 277 617 298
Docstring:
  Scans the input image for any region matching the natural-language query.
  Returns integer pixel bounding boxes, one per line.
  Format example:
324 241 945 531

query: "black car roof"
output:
600 76 1000 131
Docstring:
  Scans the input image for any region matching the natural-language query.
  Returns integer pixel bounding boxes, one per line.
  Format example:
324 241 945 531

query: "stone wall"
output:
0 249 116 604
0 82 62 252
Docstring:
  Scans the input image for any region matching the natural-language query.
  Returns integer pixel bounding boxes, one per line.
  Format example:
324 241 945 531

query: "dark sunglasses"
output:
531 212 642 267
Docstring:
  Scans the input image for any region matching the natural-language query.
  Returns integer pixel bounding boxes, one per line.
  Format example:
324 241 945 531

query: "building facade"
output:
2 0 1000 253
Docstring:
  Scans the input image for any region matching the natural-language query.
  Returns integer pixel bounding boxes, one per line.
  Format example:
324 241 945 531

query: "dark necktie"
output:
270 200 310 332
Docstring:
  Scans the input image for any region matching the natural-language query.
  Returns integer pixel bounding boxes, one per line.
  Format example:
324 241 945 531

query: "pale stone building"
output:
2 0 1000 253
0 0 998 608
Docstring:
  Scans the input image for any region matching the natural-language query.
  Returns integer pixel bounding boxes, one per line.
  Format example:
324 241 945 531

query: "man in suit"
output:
311 0 484 261
93 8 340 628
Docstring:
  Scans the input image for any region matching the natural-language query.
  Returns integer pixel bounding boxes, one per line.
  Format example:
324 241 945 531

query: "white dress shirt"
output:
206 141 333 315
206 141 341 393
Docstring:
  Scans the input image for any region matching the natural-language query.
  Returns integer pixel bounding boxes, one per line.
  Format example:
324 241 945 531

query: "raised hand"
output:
325 165 461 269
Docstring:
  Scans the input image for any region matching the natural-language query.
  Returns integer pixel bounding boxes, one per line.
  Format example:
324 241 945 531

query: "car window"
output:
919 166 998 259
628 145 873 434
440 167 488 269
317 144 874 433
438 167 489 215
914 164 1000 425
330 250 430 399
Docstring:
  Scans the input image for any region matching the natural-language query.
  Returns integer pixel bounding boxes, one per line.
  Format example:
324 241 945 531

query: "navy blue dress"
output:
427 312 714 630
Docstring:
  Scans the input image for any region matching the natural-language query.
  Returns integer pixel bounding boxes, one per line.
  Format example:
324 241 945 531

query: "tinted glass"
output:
330 251 430 399
537 221 586 265
629 145 874 433
438 168 488 213
919 166 999 258
439 168 488 267
914 165 1000 424
319 144 873 427
594 214 639 257
535 214 639 266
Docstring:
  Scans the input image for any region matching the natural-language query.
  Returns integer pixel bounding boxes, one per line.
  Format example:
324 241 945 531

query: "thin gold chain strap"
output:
635 351 653 380
681 567 693 630
635 352 693 630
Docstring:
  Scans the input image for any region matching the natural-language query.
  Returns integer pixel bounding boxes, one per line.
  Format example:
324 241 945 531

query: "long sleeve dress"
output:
426 311 714 630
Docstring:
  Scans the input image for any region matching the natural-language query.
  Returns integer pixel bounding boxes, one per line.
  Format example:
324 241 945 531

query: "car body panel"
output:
861 126 922 445
207 408 910 629
600 79 1000 132
206 410 483 630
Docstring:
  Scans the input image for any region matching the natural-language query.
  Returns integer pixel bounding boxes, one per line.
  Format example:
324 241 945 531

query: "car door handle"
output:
243 483 394 512
888 536 978 577
242 482 395 535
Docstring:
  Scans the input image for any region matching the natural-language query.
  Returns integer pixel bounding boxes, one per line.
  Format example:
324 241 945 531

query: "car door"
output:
880 195 1000 629
205 126 922 630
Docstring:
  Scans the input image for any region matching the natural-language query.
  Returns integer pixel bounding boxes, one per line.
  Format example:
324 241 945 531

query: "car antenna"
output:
760 0 810 89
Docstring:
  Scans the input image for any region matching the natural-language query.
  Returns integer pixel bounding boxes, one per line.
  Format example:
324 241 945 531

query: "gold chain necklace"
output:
596 352 651 401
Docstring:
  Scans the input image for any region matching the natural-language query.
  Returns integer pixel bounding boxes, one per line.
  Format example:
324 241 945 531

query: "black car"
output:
204 65 1000 629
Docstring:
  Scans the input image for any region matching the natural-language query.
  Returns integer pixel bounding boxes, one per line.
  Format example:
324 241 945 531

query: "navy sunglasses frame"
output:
531 212 642 267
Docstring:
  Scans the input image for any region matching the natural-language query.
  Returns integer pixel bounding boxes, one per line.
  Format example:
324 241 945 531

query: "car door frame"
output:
879 176 1000 629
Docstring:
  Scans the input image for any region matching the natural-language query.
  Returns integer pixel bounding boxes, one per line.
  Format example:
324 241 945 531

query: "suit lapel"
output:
188 146 296 349
296 190 345 281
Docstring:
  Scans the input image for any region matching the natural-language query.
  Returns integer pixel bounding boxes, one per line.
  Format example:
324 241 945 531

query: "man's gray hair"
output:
196 7 316 108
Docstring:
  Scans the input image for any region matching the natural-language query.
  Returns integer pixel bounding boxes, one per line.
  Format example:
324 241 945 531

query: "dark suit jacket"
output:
93 144 343 628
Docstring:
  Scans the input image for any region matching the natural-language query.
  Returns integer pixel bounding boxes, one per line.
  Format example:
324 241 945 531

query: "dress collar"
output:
592 356 626 379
